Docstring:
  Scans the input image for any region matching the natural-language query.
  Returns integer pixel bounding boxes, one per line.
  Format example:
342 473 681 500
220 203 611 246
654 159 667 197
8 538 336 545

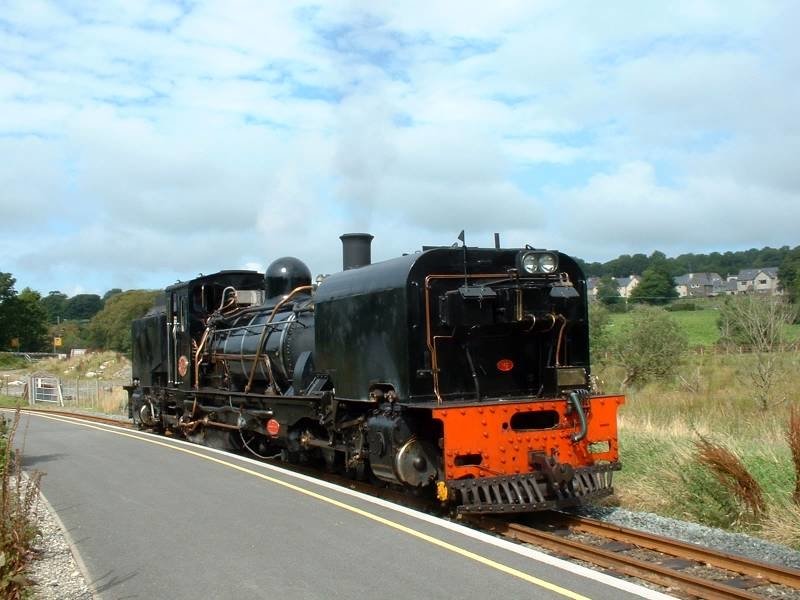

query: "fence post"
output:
28 375 33 405
57 378 64 407
95 378 99 409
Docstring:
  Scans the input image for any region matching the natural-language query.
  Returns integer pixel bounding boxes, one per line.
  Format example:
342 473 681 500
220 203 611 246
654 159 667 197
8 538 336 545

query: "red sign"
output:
496 359 514 372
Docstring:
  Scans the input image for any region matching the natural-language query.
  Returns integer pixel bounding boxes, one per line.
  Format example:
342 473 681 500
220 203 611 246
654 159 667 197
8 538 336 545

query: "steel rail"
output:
15 407 132 429
465 515 774 600
561 514 800 589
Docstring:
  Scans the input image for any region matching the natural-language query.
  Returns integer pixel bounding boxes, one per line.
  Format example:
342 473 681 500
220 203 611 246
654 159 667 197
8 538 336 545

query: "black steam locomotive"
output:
126 234 623 513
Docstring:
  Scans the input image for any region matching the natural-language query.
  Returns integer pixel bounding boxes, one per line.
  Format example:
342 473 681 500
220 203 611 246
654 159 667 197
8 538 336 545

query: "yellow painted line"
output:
29 412 590 600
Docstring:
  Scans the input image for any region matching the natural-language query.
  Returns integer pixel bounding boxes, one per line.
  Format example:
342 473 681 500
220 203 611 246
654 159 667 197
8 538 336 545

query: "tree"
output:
610 305 687 386
717 296 797 409
0 285 48 351
12 289 49 351
596 275 622 307
40 291 68 324
48 320 90 353
579 244 795 280
86 290 159 352
102 288 123 303
629 266 678 305
778 246 800 305
0 272 17 347
64 294 103 320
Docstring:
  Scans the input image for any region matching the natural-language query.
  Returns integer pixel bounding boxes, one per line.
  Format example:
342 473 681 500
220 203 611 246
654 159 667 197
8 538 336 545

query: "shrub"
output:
717 296 797 409
693 437 766 522
610 305 688 386
0 355 26 370
789 407 800 506
666 302 697 312
588 303 611 359
0 410 41 599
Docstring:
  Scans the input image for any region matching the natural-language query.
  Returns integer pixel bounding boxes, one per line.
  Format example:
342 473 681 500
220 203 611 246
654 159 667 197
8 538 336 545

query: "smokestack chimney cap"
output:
340 233 374 270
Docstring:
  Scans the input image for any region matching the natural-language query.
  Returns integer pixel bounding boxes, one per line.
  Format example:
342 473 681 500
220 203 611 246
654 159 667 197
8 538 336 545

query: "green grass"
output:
0 355 27 370
608 307 800 348
0 397 25 409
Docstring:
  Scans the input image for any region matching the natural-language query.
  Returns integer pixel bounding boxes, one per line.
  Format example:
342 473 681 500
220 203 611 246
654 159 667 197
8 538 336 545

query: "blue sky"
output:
1 1 798 295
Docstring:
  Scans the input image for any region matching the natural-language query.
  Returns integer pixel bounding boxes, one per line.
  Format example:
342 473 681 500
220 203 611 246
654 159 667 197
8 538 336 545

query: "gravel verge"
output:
28 490 93 599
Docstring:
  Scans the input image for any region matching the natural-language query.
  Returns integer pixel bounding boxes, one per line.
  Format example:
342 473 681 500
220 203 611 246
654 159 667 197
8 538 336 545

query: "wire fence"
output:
1 374 129 416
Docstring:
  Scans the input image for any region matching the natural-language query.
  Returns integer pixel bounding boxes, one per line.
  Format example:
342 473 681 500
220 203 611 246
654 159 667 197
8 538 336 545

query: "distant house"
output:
736 267 781 295
712 279 738 296
674 272 723 298
587 277 600 298
586 275 641 300
616 275 641 298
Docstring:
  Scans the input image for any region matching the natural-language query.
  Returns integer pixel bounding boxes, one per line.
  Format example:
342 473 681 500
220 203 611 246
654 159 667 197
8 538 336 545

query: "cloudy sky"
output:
1 1 798 296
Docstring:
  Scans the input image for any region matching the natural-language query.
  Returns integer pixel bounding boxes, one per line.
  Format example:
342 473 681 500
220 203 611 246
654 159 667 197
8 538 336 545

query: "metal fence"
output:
31 376 63 405
0 374 129 415
0 375 30 399
58 377 129 413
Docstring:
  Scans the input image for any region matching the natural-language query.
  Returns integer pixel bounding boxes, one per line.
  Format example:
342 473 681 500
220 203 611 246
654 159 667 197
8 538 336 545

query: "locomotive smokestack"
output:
340 233 374 270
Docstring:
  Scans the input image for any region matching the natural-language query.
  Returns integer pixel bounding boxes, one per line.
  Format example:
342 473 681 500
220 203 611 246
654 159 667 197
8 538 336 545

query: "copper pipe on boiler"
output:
193 326 212 389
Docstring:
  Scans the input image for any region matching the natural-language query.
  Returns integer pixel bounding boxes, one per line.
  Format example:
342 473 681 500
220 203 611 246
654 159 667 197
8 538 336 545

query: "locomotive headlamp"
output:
521 253 538 274
538 253 558 273
518 251 559 274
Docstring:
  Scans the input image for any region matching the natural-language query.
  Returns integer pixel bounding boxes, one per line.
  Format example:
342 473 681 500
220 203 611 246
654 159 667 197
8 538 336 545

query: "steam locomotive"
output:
125 234 623 513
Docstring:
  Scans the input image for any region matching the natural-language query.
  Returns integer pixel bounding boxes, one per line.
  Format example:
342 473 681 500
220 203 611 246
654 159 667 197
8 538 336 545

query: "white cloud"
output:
546 161 800 259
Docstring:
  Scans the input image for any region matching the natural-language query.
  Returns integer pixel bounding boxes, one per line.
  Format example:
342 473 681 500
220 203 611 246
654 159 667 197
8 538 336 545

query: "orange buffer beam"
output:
432 395 624 481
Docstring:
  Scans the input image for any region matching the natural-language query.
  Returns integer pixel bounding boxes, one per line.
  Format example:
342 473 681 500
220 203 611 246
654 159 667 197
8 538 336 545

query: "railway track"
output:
465 514 800 600
13 407 133 429
17 408 800 599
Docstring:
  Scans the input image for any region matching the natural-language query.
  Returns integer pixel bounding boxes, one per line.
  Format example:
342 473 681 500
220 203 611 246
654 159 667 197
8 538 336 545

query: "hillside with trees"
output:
578 245 798 280
0 271 158 353
0 273 48 351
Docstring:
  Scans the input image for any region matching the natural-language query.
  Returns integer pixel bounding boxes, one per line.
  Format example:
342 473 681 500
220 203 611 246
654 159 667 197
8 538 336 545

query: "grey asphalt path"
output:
15 412 674 600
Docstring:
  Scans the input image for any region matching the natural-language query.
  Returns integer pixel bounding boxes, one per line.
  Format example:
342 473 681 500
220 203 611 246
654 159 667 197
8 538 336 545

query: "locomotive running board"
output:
450 465 617 514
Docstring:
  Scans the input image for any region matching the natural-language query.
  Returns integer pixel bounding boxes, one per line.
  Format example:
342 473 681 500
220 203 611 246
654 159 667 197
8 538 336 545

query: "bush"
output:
588 303 611 359
606 302 629 314
717 296 797 409
610 305 688 386
0 410 41 599
666 302 697 312
693 437 766 523
0 355 26 370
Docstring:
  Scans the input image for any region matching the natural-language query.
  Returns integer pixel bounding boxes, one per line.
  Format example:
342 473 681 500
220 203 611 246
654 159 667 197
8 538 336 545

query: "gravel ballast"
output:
572 506 800 571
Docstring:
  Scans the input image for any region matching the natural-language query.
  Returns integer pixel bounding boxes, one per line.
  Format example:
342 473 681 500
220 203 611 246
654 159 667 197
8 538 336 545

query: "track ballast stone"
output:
572 506 800 570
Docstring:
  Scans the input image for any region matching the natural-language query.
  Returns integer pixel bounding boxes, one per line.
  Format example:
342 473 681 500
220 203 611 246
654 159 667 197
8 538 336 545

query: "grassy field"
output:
608 306 800 348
